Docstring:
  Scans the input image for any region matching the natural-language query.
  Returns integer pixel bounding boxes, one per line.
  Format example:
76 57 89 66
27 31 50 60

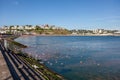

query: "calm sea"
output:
15 36 120 80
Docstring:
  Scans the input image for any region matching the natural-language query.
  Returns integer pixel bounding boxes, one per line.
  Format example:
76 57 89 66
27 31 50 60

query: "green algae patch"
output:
18 53 65 80
7 39 27 48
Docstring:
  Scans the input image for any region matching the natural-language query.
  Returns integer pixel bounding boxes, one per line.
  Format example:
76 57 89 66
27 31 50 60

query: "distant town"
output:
0 24 120 36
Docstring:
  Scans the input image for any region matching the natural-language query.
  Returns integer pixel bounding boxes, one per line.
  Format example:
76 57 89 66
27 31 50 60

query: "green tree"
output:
16 25 19 31
35 25 40 30
9 25 14 34
4 25 8 30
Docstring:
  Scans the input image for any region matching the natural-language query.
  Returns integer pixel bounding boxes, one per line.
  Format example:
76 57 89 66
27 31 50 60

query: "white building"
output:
93 29 104 34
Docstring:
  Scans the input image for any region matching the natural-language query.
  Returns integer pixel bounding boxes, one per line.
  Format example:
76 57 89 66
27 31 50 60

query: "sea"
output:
15 36 120 80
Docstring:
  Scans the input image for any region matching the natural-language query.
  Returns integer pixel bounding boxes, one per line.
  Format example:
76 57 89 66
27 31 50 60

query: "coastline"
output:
15 34 120 79
10 35 65 80
1 36 120 80
20 33 120 37
0 34 65 80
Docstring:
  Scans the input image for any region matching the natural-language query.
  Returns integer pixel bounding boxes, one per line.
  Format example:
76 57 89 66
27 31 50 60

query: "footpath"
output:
0 51 13 80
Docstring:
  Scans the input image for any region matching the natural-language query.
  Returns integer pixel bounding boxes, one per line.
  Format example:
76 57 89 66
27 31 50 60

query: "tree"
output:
35 25 40 30
16 25 19 31
9 25 14 34
4 25 8 30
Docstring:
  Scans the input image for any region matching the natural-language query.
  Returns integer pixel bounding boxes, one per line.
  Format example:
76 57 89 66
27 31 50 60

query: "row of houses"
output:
0 25 120 35
92 29 112 34
0 24 65 34
1 24 65 30
93 29 120 34
71 29 120 35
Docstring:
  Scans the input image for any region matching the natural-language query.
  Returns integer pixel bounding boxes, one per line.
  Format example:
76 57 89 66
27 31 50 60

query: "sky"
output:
0 0 120 30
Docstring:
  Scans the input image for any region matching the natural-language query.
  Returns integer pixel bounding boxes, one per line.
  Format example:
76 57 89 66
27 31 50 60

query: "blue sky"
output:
0 0 120 30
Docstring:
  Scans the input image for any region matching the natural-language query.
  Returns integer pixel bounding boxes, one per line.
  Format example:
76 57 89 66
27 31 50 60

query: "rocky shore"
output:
0 34 64 80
